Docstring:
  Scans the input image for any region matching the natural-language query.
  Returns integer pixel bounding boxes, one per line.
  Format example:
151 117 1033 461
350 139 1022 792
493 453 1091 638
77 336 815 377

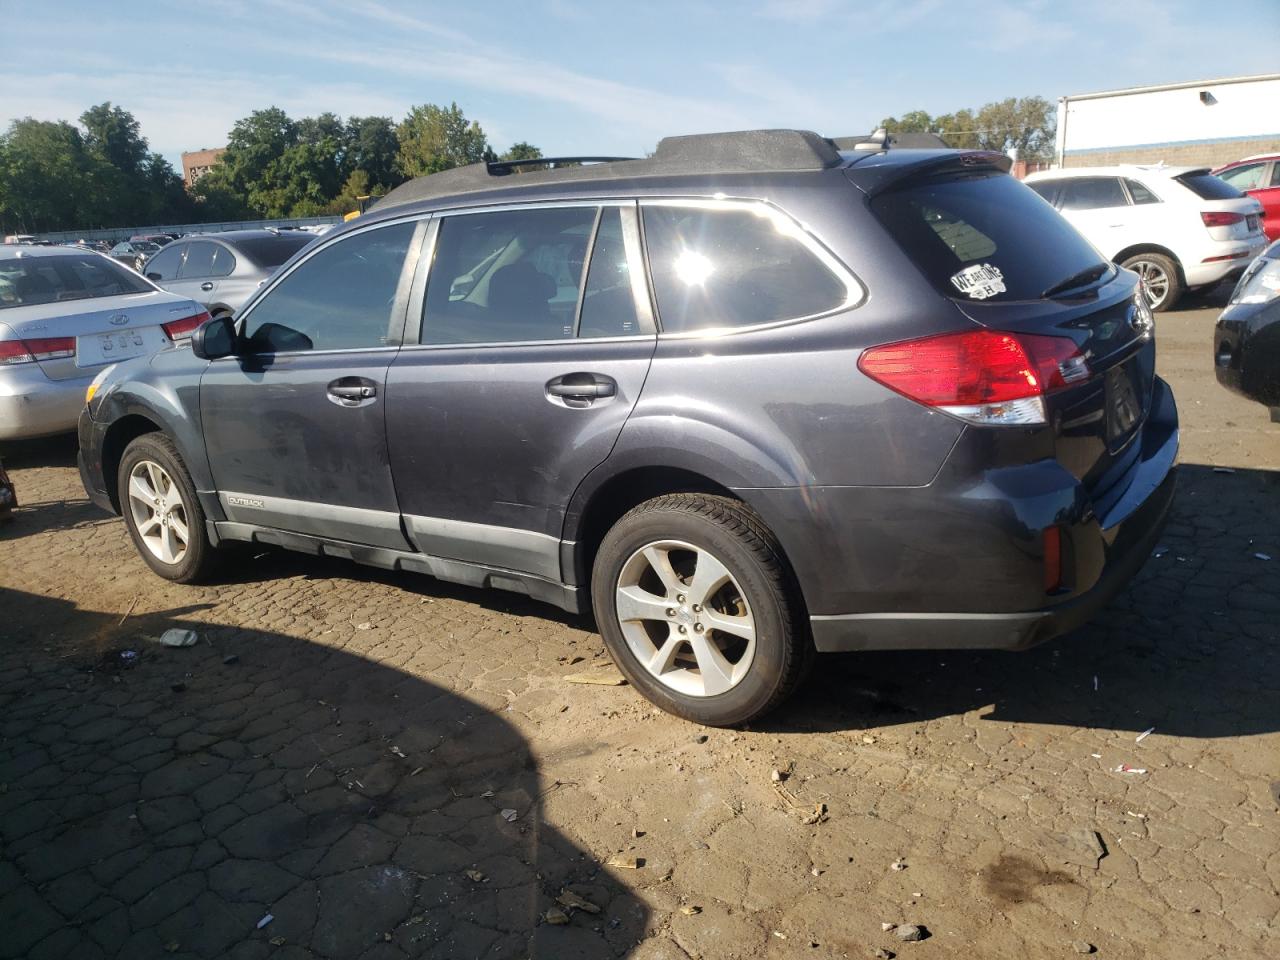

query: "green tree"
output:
500 141 543 162
0 118 103 232
396 102 490 178
881 97 1054 159
346 116 401 190
80 102 149 176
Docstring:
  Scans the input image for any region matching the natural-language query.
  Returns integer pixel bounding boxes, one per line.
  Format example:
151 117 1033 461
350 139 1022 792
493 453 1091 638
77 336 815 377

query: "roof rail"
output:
376 129 843 211
486 156 636 175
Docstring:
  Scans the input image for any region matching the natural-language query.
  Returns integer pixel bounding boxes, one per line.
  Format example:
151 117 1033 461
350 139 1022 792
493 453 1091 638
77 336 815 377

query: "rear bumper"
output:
1184 236 1268 287
744 377 1179 653
0 366 90 441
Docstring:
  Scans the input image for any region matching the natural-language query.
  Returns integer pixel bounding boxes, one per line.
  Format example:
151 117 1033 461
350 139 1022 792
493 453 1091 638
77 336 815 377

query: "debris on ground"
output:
632 828 644 838
1126 810 1148 820
1255 552 1272 561
893 924 926 942
1152 546 1169 558
891 860 907 871
356 622 372 630
1071 941 1096 954
881 923 896 932
159 628 199 647
565 664 627 685
464 869 485 882
119 649 138 665
606 854 642 869
256 914 274 929
269 937 286 946
872 950 896 959
801 803 829 825
694 734 709 744
1113 763 1147 775
680 905 702 916
481 790 494 798
557 889 600 913
222 654 240 665
543 906 570 925
500 808 518 822
1135 727 1155 743
390 745 406 758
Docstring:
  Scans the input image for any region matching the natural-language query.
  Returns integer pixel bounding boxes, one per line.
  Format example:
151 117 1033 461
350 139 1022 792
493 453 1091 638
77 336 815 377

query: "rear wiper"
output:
1041 262 1111 299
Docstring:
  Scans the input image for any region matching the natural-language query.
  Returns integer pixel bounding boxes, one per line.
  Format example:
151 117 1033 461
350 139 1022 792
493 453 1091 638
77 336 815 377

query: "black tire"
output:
1121 252 1182 313
591 493 810 726
117 433 220 583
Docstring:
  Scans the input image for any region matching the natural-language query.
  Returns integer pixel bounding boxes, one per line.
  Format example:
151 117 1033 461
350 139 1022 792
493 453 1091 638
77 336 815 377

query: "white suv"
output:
1025 166 1266 311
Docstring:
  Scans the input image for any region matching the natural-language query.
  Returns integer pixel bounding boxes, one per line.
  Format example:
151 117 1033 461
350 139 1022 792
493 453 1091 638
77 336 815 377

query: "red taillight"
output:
1202 211 1244 228
857 329 1089 426
162 311 210 341
0 336 75 364
1043 525 1063 593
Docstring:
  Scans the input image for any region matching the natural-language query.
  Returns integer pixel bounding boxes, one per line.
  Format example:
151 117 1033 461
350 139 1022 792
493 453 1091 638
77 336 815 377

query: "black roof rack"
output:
377 129 843 210
486 156 636 175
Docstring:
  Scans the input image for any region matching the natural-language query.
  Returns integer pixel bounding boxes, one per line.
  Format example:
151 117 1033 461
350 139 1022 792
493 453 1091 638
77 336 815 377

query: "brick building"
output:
181 147 226 188
1056 74 1280 169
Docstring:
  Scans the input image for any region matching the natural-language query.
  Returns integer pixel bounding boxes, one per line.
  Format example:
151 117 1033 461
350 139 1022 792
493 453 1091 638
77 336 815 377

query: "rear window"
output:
1175 172 1245 200
870 173 1106 302
234 234 314 268
0 254 151 309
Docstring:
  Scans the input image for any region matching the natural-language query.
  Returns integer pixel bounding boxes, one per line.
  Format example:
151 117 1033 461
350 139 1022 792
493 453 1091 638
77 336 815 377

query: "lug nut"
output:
694 623 704 632
678 625 687 634
666 608 676 618
692 603 702 613
677 594 687 603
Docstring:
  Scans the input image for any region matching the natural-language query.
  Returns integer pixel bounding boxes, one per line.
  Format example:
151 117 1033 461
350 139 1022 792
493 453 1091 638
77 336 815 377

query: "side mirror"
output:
191 315 237 361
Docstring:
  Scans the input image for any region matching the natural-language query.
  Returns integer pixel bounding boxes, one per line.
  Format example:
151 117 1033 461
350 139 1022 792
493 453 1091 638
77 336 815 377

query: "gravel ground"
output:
1 295 1277 959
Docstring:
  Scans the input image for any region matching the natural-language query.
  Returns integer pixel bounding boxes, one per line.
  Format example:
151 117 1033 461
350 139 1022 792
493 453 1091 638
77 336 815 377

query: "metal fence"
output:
28 216 343 245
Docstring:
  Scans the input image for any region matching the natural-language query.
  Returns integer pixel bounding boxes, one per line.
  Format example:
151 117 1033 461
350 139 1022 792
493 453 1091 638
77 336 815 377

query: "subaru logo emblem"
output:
109 313 129 326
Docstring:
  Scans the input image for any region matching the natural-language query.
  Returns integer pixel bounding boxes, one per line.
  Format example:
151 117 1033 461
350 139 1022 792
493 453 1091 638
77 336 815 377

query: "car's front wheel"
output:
118 433 219 583
591 493 810 726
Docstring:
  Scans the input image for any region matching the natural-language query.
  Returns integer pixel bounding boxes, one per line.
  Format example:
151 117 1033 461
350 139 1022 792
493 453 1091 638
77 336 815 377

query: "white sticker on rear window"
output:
949 263 1006 300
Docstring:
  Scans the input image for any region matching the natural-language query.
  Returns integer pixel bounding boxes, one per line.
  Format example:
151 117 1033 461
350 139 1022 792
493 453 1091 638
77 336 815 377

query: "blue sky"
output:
2 0 1277 168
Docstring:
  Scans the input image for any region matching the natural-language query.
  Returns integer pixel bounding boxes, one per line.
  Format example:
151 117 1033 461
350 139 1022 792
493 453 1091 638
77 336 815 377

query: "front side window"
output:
423 207 596 344
1218 163 1265 192
642 202 850 333
241 221 416 353
145 243 185 281
1059 177 1128 211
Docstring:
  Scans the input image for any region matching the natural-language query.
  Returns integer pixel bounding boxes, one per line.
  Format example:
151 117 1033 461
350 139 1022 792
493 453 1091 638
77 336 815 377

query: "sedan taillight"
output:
162 311 211 341
0 334 76 364
1202 211 1245 228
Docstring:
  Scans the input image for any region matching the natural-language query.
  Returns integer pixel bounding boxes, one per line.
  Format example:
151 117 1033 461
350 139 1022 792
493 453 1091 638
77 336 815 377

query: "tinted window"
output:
579 208 640 338
1125 179 1160 204
1217 163 1265 191
1176 172 1244 200
1059 177 1128 210
1026 180 1059 203
870 172 1106 302
179 242 216 278
423 207 596 344
242 221 416 353
235 234 314 268
210 245 235 277
0 254 150 309
642 203 848 333
145 243 185 281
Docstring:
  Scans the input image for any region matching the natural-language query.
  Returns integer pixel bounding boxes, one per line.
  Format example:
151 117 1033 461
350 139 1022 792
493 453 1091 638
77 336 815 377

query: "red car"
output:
1214 155 1280 241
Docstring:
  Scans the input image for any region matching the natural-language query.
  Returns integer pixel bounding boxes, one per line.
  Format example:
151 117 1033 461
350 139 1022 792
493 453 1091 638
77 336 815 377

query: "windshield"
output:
0 254 152 309
235 234 315 268
870 172 1107 302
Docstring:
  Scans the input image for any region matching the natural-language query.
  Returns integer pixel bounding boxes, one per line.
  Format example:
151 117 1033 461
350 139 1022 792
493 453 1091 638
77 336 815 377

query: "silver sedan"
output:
0 246 207 441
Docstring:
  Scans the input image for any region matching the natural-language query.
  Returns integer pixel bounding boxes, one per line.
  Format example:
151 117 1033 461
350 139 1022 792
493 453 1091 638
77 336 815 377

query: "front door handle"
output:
200 282 214 291
327 377 378 406
546 373 617 407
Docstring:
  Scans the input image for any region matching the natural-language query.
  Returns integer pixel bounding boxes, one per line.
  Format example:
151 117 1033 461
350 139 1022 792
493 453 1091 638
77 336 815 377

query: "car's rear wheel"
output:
118 433 219 583
591 493 809 726
1122 252 1182 312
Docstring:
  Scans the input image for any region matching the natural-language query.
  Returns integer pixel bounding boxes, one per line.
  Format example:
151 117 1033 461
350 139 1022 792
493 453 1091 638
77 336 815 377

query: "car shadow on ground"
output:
0 588 648 960
766 462 1280 740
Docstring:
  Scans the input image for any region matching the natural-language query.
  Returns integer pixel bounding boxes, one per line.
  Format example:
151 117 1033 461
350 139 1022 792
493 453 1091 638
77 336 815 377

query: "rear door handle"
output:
546 373 617 407
200 282 214 291
327 377 377 406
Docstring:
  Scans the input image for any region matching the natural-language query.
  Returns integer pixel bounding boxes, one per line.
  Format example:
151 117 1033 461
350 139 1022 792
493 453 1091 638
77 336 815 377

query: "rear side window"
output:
1125 179 1161 204
1026 180 1059 203
179 242 216 278
1176 171 1245 200
210 246 236 277
242 221 416 353
235 234 314 268
1059 177 1128 210
423 207 596 344
1218 163 1266 191
870 173 1105 302
642 202 850 333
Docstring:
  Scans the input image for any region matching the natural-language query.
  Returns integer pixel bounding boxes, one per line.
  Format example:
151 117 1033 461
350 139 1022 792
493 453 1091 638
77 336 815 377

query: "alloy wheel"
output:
1131 260 1170 310
127 460 189 565
614 539 757 697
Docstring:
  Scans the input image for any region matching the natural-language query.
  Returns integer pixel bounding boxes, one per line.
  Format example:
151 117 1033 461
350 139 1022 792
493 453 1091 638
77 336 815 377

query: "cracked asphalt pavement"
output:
1 298 1278 959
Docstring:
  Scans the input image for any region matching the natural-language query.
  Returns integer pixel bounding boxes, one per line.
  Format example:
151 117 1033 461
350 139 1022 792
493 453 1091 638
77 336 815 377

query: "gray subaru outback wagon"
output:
78 130 1178 726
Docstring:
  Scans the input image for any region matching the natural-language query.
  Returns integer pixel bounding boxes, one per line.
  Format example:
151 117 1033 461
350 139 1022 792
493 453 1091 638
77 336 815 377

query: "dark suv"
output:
78 130 1178 726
